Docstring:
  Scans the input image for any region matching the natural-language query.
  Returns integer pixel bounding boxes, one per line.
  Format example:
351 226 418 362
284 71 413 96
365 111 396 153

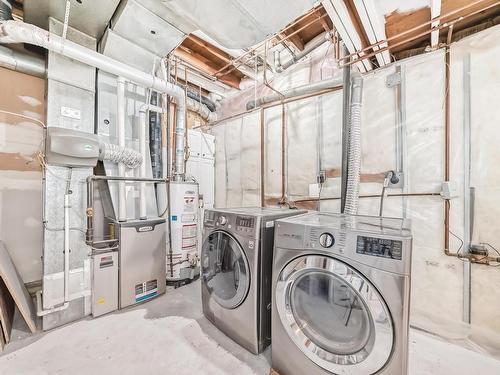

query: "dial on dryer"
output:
319 233 334 248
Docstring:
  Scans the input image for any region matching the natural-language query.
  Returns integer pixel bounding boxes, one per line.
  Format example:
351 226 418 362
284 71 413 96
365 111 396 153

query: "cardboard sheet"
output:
0 241 37 333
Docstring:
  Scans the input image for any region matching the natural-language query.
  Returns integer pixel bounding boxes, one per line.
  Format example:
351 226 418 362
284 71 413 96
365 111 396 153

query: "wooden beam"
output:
282 26 305 51
173 46 241 89
187 35 232 63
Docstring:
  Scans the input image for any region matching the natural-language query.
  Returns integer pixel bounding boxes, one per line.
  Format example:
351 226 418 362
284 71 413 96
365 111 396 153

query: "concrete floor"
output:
1 280 500 374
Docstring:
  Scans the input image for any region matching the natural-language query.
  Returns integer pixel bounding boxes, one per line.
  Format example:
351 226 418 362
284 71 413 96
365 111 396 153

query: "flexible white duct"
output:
344 72 363 215
99 142 143 169
0 20 187 180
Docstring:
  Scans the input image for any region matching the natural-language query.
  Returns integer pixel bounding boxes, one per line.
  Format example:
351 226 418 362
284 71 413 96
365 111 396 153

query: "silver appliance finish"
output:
272 212 412 375
201 207 307 354
92 251 118 317
116 218 166 308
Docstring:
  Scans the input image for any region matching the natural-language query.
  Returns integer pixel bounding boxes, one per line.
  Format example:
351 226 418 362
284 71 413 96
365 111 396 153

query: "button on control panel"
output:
319 233 335 248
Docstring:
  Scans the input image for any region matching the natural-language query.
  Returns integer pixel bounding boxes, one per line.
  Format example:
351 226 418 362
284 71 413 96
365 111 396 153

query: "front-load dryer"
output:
201 207 307 354
272 212 412 375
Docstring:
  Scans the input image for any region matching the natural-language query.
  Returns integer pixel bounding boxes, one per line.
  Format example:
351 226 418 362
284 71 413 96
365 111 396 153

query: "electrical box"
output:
46 127 100 167
92 251 118 317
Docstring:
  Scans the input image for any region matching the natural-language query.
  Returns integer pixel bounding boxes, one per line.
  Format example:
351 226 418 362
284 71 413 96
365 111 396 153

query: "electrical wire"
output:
0 109 46 128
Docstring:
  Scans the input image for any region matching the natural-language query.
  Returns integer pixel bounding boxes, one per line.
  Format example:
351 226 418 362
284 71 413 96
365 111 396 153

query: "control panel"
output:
356 236 403 260
236 215 255 234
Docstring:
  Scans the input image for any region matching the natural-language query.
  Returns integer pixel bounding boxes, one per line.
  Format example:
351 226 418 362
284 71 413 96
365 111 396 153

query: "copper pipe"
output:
339 0 495 64
212 6 322 75
260 108 265 207
294 192 440 203
211 87 341 126
215 13 329 77
342 1 499 67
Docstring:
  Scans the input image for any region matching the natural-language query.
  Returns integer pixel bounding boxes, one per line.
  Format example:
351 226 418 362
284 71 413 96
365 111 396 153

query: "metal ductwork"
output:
276 31 332 73
246 76 343 110
0 20 188 180
0 0 13 22
0 45 46 77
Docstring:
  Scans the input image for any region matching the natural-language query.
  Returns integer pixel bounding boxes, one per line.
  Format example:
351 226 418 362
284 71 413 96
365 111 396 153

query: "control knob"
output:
319 233 334 248
219 216 227 225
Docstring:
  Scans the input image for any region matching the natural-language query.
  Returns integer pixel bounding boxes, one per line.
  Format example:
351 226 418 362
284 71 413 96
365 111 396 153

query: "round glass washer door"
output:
201 230 250 309
276 255 394 374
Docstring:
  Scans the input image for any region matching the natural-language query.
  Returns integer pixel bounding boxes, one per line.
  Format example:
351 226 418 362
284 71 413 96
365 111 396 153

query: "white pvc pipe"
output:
139 108 147 219
0 20 187 179
63 193 70 302
117 77 127 221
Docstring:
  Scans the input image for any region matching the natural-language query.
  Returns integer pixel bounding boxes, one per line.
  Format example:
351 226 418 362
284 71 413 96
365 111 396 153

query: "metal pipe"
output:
341 45 351 213
117 77 127 222
0 45 46 77
0 20 187 180
139 108 147 220
260 108 265 206
246 76 343 110
444 25 454 256
276 32 332 72
280 104 286 204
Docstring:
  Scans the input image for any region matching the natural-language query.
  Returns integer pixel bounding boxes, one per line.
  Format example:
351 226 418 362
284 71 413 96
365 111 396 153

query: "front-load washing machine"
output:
272 212 412 375
201 207 307 354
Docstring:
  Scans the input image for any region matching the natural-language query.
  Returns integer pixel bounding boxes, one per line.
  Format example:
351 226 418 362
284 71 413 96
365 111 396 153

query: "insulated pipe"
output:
0 20 187 180
117 77 127 222
246 76 343 110
344 72 363 215
0 45 46 77
276 32 332 73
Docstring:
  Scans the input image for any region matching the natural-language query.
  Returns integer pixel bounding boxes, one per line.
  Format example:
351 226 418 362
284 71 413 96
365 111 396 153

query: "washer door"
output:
201 230 250 309
276 255 393 374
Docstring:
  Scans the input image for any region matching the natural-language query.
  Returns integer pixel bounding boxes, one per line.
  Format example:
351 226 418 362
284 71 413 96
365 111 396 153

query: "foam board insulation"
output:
212 25 500 354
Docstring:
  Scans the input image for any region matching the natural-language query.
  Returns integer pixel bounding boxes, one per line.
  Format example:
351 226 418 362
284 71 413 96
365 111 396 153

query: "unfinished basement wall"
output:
0 66 45 284
212 25 500 356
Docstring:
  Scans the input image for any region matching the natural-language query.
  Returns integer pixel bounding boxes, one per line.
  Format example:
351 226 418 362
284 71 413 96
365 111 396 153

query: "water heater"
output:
167 181 200 283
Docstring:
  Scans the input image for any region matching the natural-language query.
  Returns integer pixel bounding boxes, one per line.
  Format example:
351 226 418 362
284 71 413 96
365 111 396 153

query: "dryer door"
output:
201 230 250 309
276 255 393 374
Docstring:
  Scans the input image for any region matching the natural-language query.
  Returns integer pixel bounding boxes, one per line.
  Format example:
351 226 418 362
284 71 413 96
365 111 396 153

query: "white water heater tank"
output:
167 181 200 281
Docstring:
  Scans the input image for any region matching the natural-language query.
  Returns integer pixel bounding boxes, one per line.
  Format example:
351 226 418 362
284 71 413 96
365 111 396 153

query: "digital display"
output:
356 236 402 260
236 216 254 229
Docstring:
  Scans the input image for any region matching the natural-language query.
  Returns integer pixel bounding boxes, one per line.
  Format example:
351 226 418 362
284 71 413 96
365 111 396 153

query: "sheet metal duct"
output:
246 76 343 110
0 45 46 78
0 20 188 180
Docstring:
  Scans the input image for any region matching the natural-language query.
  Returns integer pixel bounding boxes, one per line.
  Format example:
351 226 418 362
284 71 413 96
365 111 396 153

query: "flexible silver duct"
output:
186 97 217 122
344 72 363 215
246 76 343 110
0 20 187 180
99 142 143 169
